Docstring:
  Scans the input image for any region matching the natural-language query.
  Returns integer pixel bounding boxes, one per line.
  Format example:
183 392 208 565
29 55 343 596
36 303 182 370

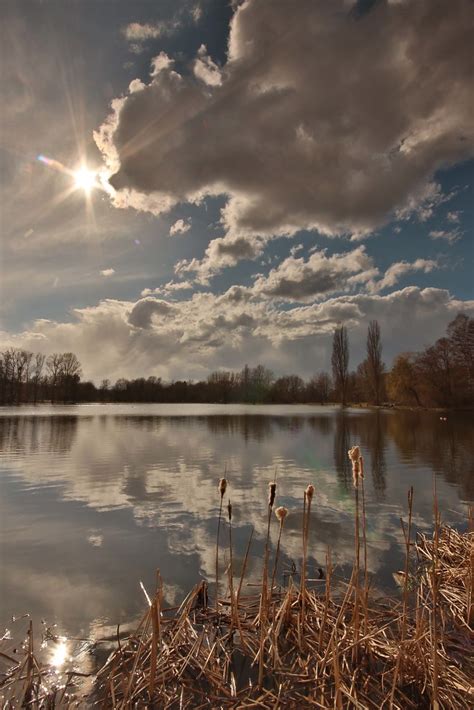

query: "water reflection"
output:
333 413 352 491
0 415 78 456
0 405 472 641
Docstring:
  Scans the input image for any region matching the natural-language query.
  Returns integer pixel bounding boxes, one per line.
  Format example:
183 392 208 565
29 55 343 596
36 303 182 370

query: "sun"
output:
73 166 97 194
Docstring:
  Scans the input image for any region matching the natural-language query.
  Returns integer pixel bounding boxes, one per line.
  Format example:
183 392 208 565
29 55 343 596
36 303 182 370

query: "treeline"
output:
1 314 472 408
0 351 82 405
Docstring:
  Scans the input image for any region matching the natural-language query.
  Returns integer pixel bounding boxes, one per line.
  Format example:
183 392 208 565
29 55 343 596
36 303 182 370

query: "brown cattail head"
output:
275 506 288 524
268 482 277 508
305 484 315 503
359 455 365 480
348 446 362 487
218 478 227 498
227 500 232 521
348 446 360 463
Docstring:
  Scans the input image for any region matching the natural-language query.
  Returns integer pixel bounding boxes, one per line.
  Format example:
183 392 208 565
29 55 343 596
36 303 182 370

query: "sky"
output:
0 0 473 384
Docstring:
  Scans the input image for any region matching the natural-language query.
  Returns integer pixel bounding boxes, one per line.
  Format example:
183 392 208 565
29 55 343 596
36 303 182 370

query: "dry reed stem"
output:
2 496 473 709
389 486 414 708
215 477 228 615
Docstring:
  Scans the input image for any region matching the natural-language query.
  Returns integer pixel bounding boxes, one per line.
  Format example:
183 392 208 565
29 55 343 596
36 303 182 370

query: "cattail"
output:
268 482 277 508
348 446 362 487
270 507 289 595
215 477 228 612
305 484 315 503
348 446 363 660
259 480 277 685
348 445 360 462
227 500 232 522
275 506 288 523
219 478 227 498
301 485 315 616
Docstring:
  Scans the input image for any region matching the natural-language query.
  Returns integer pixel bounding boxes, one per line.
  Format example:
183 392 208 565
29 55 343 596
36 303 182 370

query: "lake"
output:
0 404 472 646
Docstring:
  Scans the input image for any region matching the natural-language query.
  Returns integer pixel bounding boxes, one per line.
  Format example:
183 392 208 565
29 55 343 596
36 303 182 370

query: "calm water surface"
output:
0 404 472 644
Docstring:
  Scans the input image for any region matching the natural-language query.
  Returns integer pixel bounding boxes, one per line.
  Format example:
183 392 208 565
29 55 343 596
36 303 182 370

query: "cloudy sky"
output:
1 0 473 383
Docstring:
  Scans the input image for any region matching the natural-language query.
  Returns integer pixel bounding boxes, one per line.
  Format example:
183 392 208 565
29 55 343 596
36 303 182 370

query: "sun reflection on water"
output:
50 638 69 669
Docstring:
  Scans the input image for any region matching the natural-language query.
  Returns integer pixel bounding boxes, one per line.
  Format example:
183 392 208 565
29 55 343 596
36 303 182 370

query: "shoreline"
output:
2 508 472 708
1 400 472 412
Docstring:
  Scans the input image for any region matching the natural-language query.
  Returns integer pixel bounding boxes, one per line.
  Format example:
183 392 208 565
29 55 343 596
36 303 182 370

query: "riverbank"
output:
1 475 472 708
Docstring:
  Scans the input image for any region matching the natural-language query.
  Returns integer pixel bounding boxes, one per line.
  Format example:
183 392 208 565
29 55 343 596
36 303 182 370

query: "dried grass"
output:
1 481 472 709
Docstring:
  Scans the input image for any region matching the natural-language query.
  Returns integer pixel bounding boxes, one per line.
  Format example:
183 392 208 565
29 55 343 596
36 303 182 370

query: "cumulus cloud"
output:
193 45 222 86
97 0 474 277
369 258 439 293
394 181 453 224
191 4 202 23
123 20 180 44
150 52 173 77
141 280 194 297
169 218 192 236
175 231 268 283
128 297 175 328
429 229 461 244
100 268 115 277
252 246 377 302
3 287 473 383
446 211 461 224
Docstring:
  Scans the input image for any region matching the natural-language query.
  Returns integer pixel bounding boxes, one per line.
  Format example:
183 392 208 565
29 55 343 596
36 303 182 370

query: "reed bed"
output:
1 451 473 708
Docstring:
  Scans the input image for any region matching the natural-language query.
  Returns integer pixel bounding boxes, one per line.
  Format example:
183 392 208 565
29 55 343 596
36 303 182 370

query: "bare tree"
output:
59 353 82 402
32 353 46 404
366 320 385 405
308 372 331 403
331 325 349 405
19 351 34 402
447 313 474 398
47 353 64 403
2 349 16 403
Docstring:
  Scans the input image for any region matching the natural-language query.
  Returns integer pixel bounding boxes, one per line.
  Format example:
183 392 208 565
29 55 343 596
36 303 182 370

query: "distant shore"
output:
2 400 473 415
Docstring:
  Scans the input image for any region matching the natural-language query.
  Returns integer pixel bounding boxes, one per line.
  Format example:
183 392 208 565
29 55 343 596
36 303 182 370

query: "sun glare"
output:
73 166 97 194
50 638 69 669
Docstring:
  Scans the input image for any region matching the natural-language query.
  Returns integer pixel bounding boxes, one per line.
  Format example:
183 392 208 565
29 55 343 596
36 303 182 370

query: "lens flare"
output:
37 155 100 195
37 154 69 175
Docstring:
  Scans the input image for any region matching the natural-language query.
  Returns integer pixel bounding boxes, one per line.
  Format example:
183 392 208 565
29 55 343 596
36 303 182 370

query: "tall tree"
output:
32 353 45 404
331 325 349 405
387 353 421 406
366 320 385 405
46 353 64 403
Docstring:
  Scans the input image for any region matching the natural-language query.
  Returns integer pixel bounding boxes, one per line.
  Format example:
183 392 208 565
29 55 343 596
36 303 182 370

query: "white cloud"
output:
141 280 194 297
175 230 269 283
123 23 163 41
252 246 377 302
193 45 222 86
128 78 145 94
3 287 473 383
394 182 453 223
123 21 179 42
100 268 115 277
369 259 439 293
169 218 192 236
429 229 461 245
446 211 461 224
191 4 203 23
150 52 173 77
97 0 474 278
